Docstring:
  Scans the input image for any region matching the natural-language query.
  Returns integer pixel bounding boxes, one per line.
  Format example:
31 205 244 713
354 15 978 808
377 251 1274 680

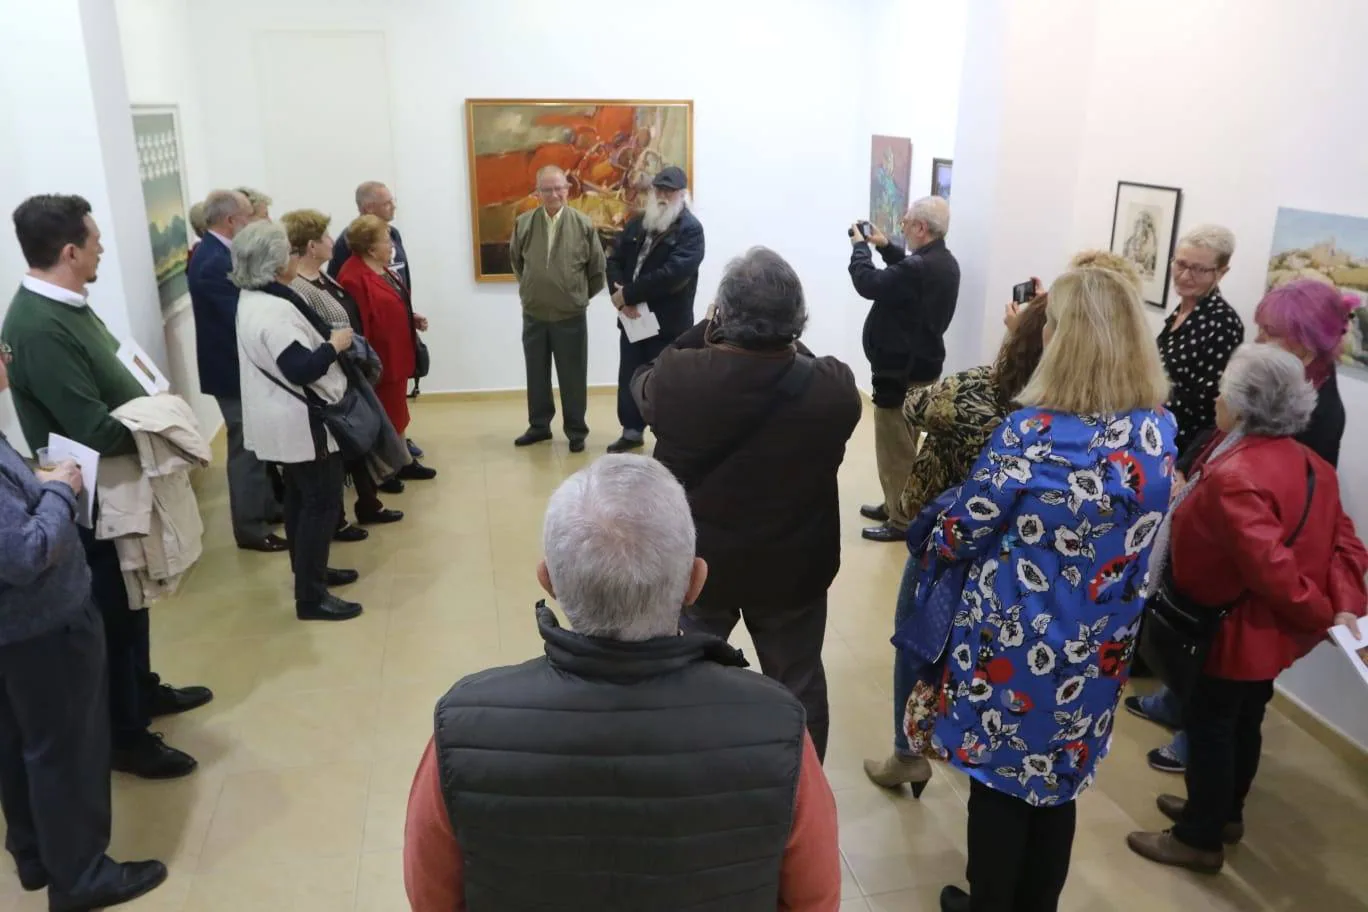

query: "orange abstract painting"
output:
464 99 693 281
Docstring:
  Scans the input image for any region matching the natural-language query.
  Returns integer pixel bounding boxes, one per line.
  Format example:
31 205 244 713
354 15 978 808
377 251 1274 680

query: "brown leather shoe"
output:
1156 794 1244 845
237 533 288 553
1126 830 1224 874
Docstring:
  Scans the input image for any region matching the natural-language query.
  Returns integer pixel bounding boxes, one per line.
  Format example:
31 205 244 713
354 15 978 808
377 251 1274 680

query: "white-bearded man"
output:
604 167 705 453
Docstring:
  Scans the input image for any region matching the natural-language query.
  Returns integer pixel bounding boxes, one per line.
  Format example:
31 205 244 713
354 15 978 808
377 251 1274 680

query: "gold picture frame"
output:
464 98 694 282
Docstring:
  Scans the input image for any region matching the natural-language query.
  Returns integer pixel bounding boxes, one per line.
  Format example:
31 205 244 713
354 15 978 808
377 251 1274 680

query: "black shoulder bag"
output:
1139 459 1316 702
257 366 381 462
681 353 816 488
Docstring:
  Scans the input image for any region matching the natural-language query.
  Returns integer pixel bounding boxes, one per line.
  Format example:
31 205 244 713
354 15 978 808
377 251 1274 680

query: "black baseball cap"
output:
652 166 688 191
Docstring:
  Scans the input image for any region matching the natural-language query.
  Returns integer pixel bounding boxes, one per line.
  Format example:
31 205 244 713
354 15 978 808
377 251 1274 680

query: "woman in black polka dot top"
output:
1156 224 1246 454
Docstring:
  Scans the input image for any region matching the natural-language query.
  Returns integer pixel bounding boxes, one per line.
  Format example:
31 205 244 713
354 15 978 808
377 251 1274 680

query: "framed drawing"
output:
131 105 192 317
869 135 912 247
931 157 953 200
1265 206 1368 374
464 99 694 282
1109 181 1182 309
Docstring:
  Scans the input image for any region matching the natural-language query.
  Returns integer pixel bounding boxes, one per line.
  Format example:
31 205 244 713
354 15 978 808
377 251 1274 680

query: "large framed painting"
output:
1109 181 1182 309
131 105 192 317
869 135 912 247
1266 206 1368 374
464 99 694 282
931 157 953 200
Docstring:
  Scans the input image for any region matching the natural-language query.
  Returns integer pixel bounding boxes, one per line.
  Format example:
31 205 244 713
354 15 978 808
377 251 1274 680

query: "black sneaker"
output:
146 683 214 718
397 461 437 481
406 438 424 459
297 594 363 622
50 859 168 912
112 733 198 780
333 523 369 543
1147 745 1186 774
606 436 644 454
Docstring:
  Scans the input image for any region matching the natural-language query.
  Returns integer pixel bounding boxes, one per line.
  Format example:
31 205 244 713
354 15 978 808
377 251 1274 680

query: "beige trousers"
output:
874 404 921 529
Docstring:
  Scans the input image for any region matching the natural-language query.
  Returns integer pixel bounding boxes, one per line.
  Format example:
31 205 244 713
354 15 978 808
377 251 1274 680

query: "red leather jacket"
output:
1170 435 1367 680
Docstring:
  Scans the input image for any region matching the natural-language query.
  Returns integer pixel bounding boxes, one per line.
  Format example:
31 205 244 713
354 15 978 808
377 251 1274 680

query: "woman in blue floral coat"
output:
930 266 1178 912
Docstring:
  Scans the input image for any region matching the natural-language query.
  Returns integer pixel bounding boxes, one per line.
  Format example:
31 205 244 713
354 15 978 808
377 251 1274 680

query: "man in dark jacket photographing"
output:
848 195 960 542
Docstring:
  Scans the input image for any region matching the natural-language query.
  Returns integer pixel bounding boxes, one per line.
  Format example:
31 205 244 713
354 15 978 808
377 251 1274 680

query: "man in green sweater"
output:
509 165 607 454
2 194 210 782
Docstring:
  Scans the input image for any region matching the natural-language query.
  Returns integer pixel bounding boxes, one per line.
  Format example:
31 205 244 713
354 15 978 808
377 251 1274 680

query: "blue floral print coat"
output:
930 407 1177 805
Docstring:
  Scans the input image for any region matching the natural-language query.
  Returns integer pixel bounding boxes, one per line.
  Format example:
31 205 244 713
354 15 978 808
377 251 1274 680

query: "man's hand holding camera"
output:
849 221 889 248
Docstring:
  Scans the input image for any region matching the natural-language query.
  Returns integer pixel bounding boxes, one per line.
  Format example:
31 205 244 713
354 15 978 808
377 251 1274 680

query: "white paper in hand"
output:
619 304 661 343
46 434 99 528
116 339 170 395
1330 615 1368 689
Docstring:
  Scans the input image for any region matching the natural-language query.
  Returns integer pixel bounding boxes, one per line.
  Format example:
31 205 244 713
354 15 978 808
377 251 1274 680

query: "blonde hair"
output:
1068 249 1141 291
345 214 390 259
280 209 331 255
1017 267 1170 413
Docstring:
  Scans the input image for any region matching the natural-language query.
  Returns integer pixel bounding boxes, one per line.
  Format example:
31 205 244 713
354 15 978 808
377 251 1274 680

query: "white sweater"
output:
236 288 347 463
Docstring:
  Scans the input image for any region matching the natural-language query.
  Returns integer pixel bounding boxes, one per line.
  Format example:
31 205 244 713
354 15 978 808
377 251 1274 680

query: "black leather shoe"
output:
606 436 644 454
50 859 168 912
378 478 405 495
357 507 404 525
939 885 971 912
16 857 47 891
237 533 289 553
333 523 369 543
514 429 553 447
568 438 586 453
297 594 363 622
860 503 890 522
397 461 437 481
406 438 424 459
112 734 197 780
862 523 906 543
326 568 359 587
146 683 214 718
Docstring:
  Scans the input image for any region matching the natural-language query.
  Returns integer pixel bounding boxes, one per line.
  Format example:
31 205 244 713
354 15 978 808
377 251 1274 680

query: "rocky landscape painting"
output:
1266 206 1368 371
132 106 191 317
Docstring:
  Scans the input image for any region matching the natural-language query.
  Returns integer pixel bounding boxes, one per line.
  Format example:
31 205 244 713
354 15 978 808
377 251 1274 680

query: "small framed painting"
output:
1109 181 1182 309
931 158 953 200
131 105 193 319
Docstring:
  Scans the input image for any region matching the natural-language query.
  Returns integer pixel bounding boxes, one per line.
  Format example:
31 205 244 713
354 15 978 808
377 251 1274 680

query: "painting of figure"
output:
869 135 912 248
1265 206 1368 371
1109 181 1182 309
132 106 191 316
1122 206 1161 279
465 99 693 281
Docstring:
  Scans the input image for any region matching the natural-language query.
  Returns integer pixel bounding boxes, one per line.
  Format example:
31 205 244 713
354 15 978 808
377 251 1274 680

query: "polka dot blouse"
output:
1156 289 1245 455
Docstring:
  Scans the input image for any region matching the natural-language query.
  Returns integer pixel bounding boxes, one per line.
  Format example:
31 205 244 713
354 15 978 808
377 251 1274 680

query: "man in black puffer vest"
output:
403 455 840 911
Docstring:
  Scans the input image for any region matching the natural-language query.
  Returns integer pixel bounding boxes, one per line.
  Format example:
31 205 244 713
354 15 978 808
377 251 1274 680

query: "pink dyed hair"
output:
1254 279 1359 362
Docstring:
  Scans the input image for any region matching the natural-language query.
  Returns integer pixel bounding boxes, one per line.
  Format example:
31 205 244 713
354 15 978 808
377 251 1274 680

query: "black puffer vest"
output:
433 603 806 911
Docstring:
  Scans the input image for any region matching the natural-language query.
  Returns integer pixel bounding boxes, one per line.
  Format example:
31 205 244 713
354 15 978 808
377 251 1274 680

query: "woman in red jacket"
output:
336 215 436 484
1128 344 1367 874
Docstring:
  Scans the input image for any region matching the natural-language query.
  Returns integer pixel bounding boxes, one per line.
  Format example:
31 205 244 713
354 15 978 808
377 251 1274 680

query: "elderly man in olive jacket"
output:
509 166 607 453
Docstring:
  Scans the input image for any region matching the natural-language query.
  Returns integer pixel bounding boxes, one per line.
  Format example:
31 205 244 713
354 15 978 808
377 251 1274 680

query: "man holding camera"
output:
847 196 960 542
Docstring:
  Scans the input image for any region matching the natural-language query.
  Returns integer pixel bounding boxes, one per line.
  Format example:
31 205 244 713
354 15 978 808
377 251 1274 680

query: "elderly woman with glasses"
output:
1127 344 1366 874
233 220 363 622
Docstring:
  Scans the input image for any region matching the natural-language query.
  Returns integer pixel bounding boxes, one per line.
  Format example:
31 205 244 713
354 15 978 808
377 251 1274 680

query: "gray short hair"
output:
535 166 567 185
1220 343 1316 438
188 201 208 239
713 246 808 348
1177 223 1236 268
236 186 272 209
542 455 695 642
204 189 248 229
909 196 950 237
355 181 388 210
229 220 291 289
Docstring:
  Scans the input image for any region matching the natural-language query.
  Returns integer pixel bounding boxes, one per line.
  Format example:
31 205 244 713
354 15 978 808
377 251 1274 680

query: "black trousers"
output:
966 779 1076 912
339 457 382 524
0 603 119 896
523 313 588 442
79 526 152 747
1175 675 1275 851
682 593 830 761
616 329 672 434
283 454 344 604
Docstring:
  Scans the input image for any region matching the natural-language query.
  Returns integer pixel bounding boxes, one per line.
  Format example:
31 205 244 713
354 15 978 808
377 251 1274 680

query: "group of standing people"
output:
186 182 437 623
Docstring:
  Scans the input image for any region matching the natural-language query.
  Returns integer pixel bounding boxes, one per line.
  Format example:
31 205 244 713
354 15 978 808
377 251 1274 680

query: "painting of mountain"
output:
132 106 191 316
1266 207 1368 370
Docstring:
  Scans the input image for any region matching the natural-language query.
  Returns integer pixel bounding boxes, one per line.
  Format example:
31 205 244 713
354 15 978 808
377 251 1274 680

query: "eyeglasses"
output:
0 340 11 364
1171 259 1220 277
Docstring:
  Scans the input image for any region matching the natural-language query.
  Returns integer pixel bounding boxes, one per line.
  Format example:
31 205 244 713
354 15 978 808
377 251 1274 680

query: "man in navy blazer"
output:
188 189 285 552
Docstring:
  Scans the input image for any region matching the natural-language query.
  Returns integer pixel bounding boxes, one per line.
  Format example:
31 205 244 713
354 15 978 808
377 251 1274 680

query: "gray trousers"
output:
216 395 278 544
522 313 588 442
0 602 118 896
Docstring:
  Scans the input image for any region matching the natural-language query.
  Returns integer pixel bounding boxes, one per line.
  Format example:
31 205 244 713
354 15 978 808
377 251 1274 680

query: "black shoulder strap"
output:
686 354 817 485
1284 459 1316 547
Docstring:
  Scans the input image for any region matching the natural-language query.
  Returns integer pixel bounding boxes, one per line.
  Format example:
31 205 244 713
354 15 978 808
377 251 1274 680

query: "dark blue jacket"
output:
606 209 704 339
187 233 242 397
328 224 412 292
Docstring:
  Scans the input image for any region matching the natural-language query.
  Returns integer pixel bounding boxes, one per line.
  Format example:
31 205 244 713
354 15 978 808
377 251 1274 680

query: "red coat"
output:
1171 435 1368 681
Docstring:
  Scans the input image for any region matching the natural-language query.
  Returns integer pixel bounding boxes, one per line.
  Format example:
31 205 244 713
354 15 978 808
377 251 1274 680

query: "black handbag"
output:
1139 459 1315 701
258 367 382 462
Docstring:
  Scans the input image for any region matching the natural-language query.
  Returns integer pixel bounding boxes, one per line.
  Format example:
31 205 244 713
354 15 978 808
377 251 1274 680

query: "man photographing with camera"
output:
847 196 960 542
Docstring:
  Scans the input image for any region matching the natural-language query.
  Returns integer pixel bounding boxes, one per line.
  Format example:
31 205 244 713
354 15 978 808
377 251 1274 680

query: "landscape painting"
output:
465 99 693 281
932 157 953 200
870 135 912 247
1266 206 1368 372
132 106 191 316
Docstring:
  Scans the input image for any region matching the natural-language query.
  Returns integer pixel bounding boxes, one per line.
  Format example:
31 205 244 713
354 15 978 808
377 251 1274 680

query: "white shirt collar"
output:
208 230 232 248
21 275 88 308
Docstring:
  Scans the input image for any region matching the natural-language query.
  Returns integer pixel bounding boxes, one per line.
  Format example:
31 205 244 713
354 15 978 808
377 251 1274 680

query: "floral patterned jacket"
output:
898 365 1006 523
931 406 1178 805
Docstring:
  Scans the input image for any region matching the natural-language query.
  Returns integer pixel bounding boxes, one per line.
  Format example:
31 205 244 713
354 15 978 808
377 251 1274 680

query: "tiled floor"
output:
3 391 1366 911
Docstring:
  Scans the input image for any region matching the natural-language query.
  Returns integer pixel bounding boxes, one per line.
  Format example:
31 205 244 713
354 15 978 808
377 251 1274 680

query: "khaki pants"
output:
874 403 922 530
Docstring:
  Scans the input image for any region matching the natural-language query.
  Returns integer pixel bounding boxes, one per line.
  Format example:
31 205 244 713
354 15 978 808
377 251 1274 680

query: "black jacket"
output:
633 321 862 609
434 603 806 911
606 208 705 338
849 236 960 383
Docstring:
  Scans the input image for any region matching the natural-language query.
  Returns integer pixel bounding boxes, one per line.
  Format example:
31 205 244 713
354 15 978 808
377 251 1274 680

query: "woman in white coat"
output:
232 220 362 622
